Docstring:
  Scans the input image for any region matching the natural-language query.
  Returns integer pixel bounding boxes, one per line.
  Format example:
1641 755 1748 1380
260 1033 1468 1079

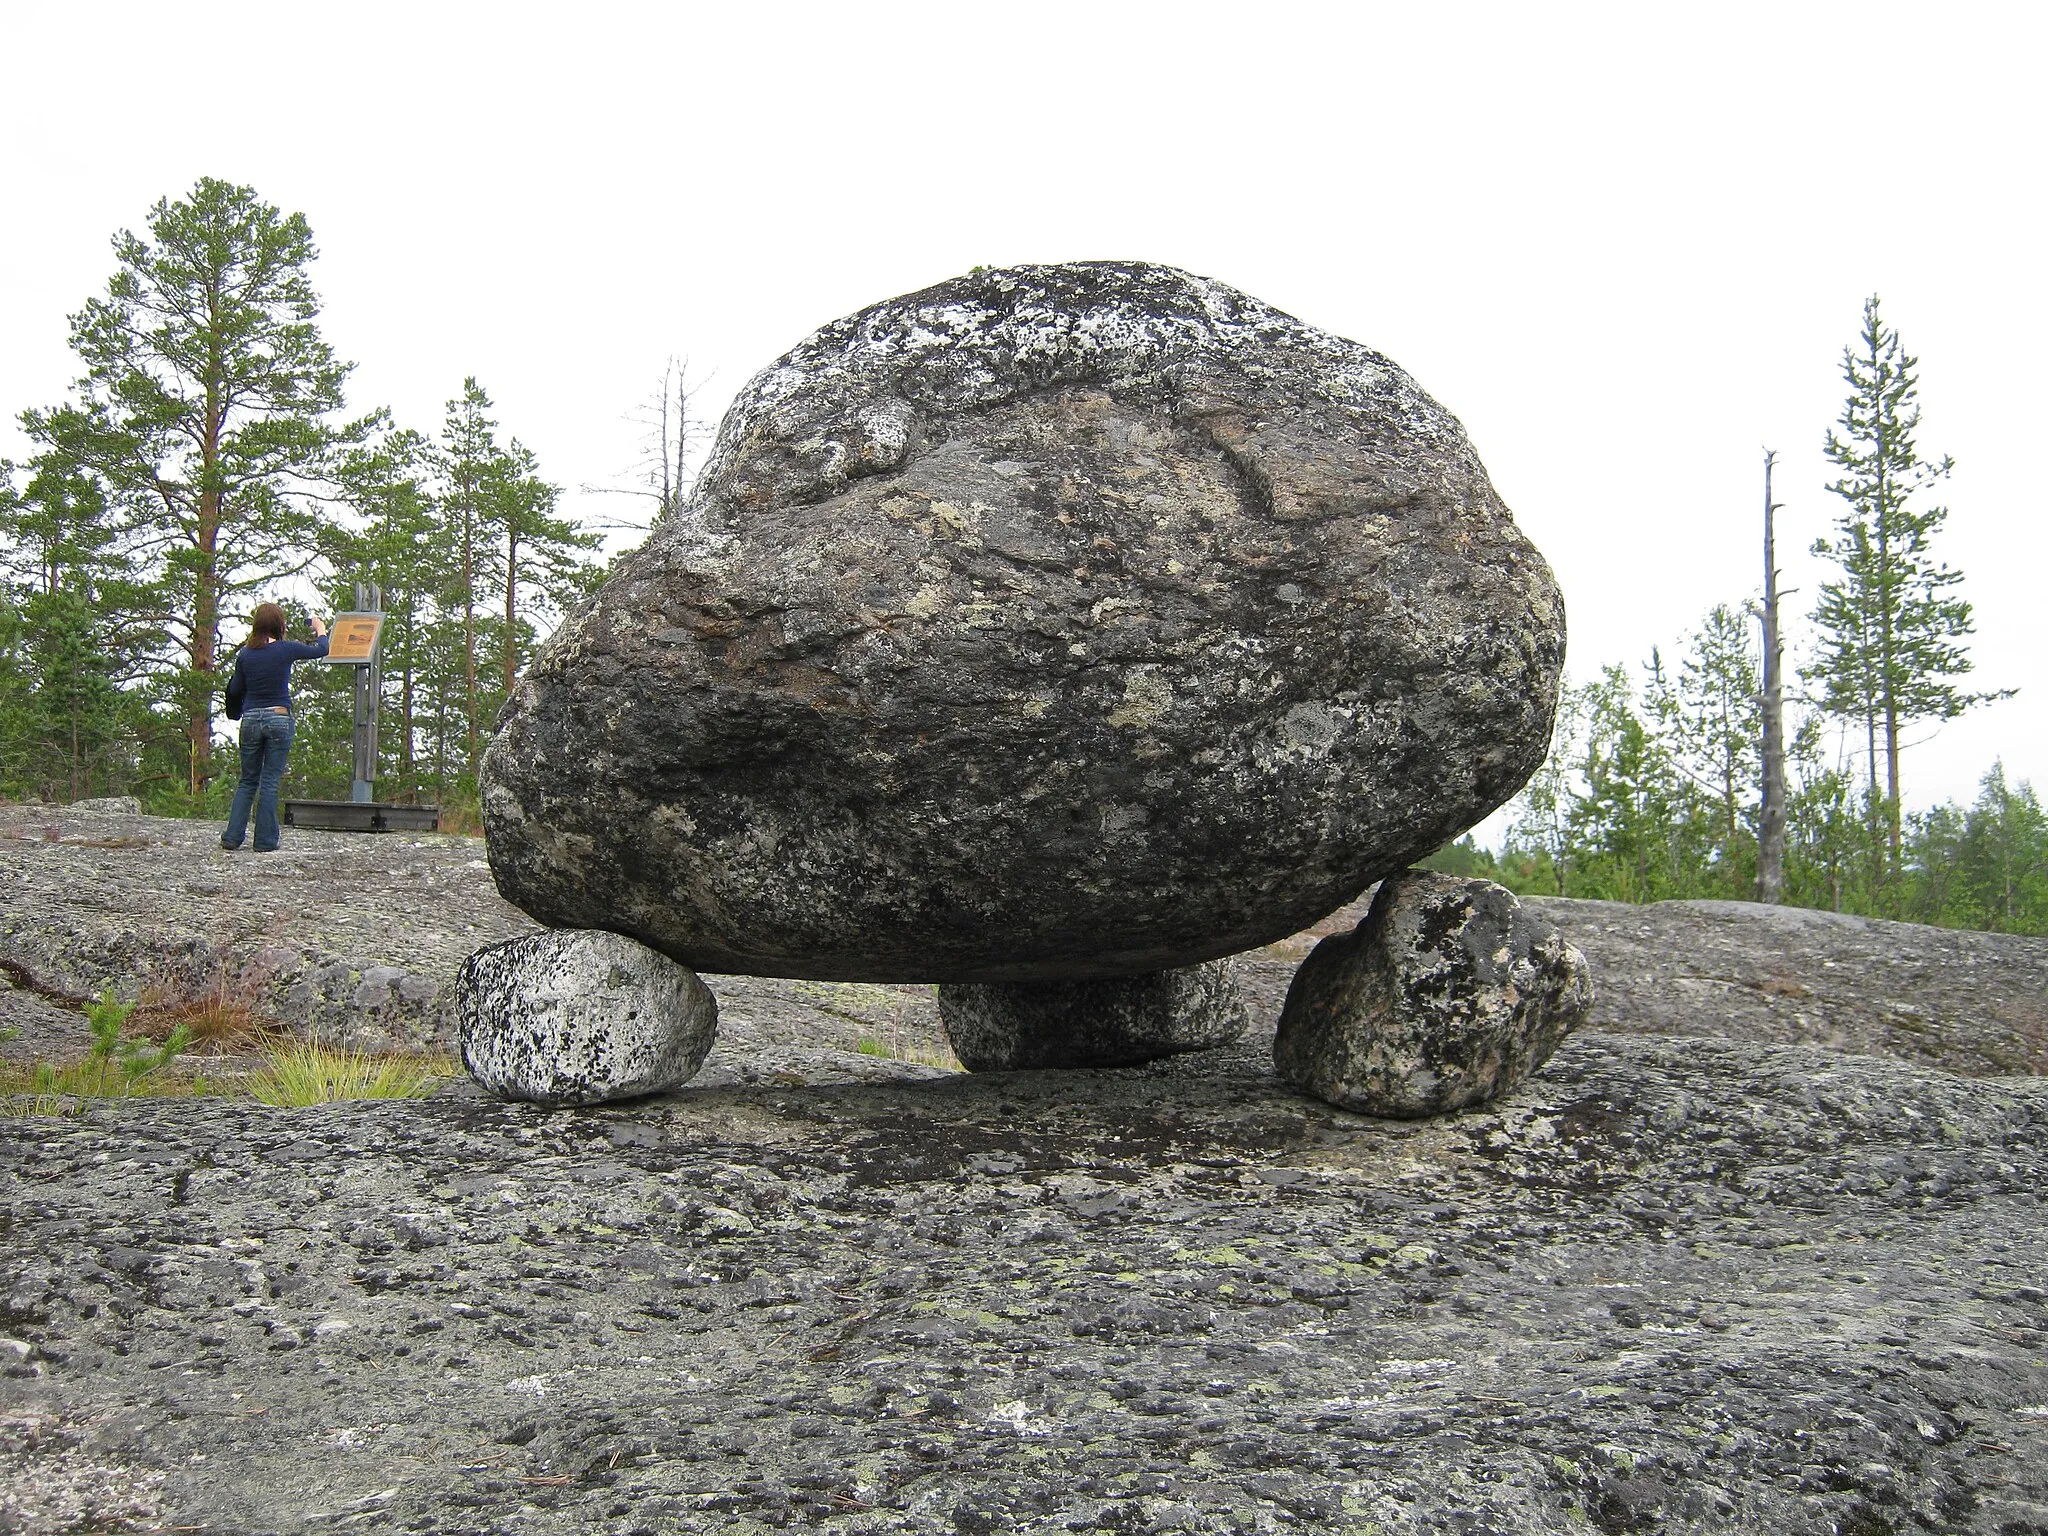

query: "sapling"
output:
41 989 193 1096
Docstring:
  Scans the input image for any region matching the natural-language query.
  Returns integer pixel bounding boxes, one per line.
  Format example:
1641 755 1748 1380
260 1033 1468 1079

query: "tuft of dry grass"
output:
242 1040 456 1106
434 799 485 837
129 958 274 1052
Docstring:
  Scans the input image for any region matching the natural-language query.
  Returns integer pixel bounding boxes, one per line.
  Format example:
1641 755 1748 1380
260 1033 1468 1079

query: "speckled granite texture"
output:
1275 872 1592 1115
482 262 1566 983
458 930 719 1106
4 1034 2046 1533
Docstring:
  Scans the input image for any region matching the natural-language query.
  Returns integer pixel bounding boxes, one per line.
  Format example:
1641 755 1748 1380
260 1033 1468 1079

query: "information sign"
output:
328 611 384 664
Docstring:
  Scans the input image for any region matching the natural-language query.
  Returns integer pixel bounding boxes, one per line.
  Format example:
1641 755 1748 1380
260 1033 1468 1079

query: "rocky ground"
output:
3 805 2047 1534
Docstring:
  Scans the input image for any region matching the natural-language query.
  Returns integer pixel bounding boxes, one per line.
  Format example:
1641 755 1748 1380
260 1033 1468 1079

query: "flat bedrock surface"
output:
4 807 2048 1531
3 1035 2046 1535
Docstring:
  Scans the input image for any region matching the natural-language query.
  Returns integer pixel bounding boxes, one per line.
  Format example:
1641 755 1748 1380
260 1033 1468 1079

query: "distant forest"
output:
0 180 637 826
1430 298 2039 938
2 180 2037 934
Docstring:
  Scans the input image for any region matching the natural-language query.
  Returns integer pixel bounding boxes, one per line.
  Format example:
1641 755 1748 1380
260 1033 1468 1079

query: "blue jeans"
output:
223 710 295 851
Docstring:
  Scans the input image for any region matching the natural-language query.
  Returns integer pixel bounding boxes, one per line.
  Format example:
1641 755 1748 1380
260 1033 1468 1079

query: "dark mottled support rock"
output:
939 959 1248 1071
458 929 717 1105
1275 871 1591 1116
482 261 1566 983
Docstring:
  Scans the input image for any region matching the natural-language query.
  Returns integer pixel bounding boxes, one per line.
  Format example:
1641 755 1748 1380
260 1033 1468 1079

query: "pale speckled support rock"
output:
1275 870 1591 1116
482 261 1566 983
939 959 1248 1070
458 929 717 1105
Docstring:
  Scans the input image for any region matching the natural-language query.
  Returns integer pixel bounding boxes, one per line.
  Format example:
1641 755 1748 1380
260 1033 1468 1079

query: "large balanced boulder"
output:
458 929 718 1105
939 960 1248 1071
1275 870 1592 1115
482 262 1566 983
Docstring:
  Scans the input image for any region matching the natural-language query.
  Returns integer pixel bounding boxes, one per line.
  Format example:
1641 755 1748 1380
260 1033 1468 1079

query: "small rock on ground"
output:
458 929 718 1105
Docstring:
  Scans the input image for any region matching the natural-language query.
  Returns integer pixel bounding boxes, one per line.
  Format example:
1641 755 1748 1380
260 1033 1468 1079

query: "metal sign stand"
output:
350 580 381 804
282 581 440 834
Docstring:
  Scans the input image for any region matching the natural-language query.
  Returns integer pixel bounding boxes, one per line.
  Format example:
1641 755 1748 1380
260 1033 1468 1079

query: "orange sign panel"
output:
328 612 384 664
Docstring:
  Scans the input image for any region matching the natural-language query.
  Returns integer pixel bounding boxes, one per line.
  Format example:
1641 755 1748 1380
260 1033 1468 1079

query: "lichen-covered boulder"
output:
482 261 1566 983
939 960 1249 1071
1275 871 1592 1116
458 929 718 1106
67 796 142 815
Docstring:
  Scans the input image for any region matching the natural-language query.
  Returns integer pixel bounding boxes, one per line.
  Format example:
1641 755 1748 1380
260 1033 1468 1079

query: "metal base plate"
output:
282 799 441 833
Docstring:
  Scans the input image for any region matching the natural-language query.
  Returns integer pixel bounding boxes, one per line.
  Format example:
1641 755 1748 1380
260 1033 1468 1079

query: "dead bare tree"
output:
1757 449 1788 904
582 356 705 536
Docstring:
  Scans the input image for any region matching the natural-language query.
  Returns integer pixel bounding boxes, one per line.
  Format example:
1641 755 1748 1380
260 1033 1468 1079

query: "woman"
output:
221 602 330 853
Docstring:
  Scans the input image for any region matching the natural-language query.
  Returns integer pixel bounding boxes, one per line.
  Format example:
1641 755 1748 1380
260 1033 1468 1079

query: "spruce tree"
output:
1567 664 1690 903
0 455 139 798
1950 765 2048 934
1662 605 1762 891
1807 296 2009 880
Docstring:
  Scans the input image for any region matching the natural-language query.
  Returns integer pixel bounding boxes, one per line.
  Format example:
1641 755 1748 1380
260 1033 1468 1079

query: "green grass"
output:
3 1002 456 1113
242 1040 454 1106
0 1065 225 1116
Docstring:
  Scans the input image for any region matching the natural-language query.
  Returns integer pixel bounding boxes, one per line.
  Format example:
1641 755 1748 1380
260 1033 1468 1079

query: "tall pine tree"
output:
438 379 502 777
1807 296 2008 881
22 179 374 798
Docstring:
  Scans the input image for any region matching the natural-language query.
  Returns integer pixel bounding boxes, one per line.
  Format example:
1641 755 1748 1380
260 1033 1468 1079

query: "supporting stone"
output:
1274 871 1592 1117
457 928 718 1106
939 959 1248 1072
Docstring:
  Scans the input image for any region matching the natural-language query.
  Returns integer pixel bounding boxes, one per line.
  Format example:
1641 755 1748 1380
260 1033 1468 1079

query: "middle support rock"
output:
938 960 1250 1071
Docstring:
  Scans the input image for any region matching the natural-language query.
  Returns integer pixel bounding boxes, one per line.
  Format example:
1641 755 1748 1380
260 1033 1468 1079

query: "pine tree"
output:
20 179 374 798
1807 296 2010 882
494 439 596 698
437 379 503 776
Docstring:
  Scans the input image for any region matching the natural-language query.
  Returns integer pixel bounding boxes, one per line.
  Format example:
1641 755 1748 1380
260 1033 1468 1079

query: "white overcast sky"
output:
2 2 2040 829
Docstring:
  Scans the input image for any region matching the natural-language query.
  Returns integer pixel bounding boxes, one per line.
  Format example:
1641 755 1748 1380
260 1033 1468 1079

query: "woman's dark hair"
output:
249 602 287 647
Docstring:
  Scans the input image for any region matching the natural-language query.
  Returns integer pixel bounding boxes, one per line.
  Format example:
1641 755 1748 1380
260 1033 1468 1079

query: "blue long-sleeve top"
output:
233 635 329 711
